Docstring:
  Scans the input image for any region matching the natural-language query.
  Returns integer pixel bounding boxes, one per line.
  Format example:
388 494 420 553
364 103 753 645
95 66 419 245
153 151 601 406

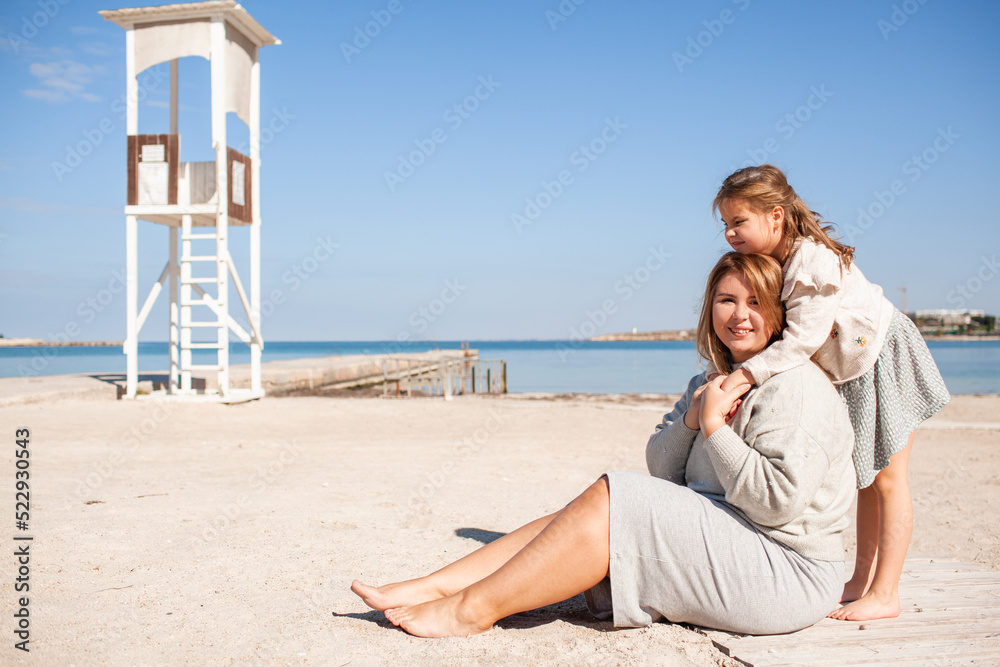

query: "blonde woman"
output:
351 252 856 637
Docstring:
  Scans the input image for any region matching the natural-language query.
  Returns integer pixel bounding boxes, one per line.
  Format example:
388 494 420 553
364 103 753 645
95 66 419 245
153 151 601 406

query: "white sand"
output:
1 393 997 665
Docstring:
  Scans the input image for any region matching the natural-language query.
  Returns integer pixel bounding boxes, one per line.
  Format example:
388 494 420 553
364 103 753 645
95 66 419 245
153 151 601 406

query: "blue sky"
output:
1 0 998 342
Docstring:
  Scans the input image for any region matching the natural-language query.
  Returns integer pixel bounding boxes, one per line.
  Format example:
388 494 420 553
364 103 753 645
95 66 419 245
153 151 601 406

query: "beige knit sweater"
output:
741 238 895 385
646 361 856 561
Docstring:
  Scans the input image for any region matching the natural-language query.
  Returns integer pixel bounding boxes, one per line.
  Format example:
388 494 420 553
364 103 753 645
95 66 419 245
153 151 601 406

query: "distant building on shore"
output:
910 309 996 335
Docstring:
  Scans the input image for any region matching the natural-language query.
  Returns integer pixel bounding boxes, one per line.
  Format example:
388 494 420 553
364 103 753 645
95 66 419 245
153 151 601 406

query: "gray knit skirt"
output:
837 309 950 489
584 471 844 635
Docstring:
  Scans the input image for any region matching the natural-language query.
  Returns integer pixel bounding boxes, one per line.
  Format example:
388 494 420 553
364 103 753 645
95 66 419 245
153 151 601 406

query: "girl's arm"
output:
739 242 846 385
645 373 706 484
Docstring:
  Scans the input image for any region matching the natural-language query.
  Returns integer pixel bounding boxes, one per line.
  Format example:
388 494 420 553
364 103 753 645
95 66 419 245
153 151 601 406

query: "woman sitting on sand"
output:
352 252 857 637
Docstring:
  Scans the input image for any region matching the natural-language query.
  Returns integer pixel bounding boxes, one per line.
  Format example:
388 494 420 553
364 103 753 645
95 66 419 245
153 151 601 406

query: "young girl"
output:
713 164 950 622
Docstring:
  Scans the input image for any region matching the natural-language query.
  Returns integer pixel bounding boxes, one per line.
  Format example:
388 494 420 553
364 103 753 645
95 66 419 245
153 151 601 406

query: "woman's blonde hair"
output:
712 164 854 267
696 252 786 374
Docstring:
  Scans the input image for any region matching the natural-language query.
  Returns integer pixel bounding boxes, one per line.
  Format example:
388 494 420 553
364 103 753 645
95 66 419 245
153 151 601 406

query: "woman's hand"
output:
682 383 709 430
699 375 752 437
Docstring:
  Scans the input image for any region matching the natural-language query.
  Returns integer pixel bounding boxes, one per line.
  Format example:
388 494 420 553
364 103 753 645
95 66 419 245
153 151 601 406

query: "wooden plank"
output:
227 147 252 223
903 591 998 613
903 594 1000 609
788 652 1000 667
127 134 137 205
706 558 1000 667
901 560 986 572
742 647 1000 667
903 576 1000 588
762 621 1000 643
899 571 1000 585
709 601 996 645
167 133 179 205
712 620 1000 645
710 632 1000 665
747 643 999 666
902 555 976 564
718 604 1000 645
715 633 1000 661
789 620 1000 641
128 134 180 207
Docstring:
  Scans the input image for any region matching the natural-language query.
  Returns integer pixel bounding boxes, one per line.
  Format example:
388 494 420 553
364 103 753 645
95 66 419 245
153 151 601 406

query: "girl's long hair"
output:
696 252 786 374
712 164 854 267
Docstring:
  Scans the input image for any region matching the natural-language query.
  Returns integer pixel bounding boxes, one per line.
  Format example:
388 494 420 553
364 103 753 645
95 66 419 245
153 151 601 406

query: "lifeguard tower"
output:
100 1 279 401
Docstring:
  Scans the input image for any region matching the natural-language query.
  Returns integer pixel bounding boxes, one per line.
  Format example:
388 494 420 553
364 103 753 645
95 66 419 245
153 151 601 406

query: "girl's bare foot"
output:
384 593 492 638
839 577 870 603
350 579 443 612
828 591 900 621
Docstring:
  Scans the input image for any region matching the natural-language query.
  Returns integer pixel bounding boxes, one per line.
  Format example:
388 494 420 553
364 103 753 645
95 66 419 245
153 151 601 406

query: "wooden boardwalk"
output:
704 556 1000 666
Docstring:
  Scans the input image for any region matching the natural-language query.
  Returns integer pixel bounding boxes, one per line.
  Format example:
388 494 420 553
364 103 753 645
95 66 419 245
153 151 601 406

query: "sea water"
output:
0 339 997 395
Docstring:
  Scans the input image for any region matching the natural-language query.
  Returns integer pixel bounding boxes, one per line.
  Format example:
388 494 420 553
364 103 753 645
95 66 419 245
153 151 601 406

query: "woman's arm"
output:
699 371 832 526
645 374 705 484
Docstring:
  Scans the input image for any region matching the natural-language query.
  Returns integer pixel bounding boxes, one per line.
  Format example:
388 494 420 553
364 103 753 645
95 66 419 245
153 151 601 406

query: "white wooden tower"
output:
100 1 279 401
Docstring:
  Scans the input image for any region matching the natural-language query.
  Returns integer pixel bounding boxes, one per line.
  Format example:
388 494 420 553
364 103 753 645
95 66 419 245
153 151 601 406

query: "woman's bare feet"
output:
384 593 492 638
350 579 443 612
828 590 900 621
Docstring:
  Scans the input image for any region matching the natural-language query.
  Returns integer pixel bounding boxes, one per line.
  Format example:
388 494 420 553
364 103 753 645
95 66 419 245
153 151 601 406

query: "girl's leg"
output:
838 485 879 603
384 477 611 638
352 511 559 611
830 433 914 621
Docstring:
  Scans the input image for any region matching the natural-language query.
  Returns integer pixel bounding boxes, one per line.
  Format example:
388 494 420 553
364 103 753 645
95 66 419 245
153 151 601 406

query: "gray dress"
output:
838 308 951 488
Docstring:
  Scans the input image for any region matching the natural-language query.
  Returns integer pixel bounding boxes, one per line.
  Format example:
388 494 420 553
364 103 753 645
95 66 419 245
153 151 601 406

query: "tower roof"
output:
99 1 279 48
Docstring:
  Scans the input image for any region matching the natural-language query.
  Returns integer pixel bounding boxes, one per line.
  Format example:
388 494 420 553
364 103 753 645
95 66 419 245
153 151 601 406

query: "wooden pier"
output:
382 355 507 397
704 556 1000 666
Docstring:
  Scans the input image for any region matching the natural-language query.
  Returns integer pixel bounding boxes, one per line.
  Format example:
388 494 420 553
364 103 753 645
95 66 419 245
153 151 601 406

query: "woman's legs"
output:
830 433 914 621
382 477 611 638
351 511 559 611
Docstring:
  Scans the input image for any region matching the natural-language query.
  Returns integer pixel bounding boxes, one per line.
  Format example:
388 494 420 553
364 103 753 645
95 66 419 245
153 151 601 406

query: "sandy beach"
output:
1 390 997 665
